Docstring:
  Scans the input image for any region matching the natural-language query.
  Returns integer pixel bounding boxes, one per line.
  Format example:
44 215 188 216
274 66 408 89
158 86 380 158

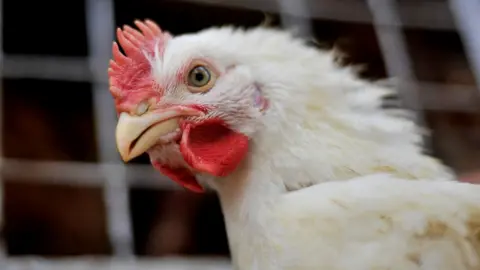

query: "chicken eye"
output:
186 65 216 93
188 66 210 86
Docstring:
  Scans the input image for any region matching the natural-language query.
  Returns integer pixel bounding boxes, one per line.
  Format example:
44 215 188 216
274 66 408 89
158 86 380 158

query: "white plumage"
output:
111 22 480 270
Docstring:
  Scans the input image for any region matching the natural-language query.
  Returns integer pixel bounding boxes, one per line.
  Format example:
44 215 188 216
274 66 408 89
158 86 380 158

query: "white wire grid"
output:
0 0 479 268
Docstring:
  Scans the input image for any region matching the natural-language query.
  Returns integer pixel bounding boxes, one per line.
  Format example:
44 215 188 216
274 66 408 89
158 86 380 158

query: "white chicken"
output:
109 19 480 270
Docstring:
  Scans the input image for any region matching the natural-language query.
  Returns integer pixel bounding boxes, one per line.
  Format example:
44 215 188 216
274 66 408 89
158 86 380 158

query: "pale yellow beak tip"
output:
118 147 133 163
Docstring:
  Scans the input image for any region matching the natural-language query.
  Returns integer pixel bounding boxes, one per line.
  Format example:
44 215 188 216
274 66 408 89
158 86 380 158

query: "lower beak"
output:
115 108 202 162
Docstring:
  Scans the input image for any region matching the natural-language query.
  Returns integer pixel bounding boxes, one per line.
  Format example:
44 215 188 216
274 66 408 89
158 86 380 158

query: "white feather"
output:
150 26 480 270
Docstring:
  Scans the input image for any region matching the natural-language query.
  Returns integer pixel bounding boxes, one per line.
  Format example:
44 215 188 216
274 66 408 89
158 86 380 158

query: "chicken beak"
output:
115 106 205 162
115 112 179 162
115 112 181 162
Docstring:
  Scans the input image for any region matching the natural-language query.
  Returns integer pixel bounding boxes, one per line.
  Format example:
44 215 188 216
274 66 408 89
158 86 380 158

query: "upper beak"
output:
115 107 202 162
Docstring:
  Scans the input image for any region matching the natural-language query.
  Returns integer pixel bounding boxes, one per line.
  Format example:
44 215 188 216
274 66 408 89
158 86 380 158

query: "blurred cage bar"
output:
1 0 480 269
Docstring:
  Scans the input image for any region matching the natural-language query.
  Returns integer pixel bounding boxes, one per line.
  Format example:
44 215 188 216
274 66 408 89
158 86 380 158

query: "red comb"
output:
108 19 171 101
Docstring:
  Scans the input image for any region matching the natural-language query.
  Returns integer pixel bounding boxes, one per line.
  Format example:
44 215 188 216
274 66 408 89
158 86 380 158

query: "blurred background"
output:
0 0 480 269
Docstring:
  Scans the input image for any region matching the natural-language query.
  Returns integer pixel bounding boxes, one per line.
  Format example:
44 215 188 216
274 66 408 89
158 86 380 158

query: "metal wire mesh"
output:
1 0 479 269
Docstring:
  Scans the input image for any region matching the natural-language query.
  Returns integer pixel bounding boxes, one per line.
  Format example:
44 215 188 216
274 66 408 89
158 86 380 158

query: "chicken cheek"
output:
180 120 249 178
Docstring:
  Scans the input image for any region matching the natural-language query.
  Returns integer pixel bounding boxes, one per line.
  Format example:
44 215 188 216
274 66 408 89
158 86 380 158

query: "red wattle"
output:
180 120 249 177
152 161 204 193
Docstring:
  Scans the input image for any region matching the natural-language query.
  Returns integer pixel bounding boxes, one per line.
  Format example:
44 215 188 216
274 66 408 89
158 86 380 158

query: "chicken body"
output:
218 173 480 270
108 20 480 270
